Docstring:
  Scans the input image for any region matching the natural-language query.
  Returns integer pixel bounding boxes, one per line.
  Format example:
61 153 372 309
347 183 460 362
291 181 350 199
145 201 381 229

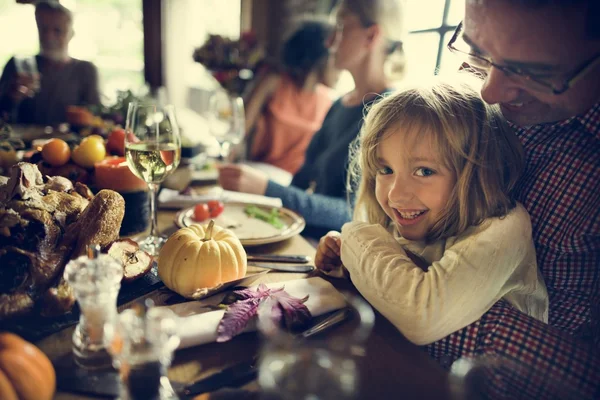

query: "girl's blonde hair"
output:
349 78 525 242
334 0 407 81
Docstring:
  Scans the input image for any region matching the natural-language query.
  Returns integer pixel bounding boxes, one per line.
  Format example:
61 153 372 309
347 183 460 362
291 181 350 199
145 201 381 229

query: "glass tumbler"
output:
106 301 180 400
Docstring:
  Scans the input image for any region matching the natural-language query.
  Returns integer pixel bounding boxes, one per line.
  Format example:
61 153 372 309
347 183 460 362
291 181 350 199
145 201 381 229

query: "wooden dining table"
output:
35 205 452 400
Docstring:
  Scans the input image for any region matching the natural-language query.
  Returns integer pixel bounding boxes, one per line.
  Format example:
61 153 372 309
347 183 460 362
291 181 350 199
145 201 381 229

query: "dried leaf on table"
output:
216 284 312 342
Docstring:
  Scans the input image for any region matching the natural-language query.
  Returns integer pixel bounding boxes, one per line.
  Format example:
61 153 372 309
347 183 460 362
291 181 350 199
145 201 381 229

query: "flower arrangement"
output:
193 31 264 95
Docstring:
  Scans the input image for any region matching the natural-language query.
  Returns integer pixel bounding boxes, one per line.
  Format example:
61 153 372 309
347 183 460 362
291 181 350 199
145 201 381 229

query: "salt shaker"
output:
106 299 180 400
63 244 123 369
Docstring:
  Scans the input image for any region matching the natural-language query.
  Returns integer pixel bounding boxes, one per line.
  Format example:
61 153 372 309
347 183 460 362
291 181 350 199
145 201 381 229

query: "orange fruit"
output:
41 139 71 167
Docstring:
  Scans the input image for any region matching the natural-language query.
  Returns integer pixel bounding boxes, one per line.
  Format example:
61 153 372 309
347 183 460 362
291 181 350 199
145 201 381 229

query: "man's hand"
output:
8 73 39 102
217 163 269 195
315 231 343 274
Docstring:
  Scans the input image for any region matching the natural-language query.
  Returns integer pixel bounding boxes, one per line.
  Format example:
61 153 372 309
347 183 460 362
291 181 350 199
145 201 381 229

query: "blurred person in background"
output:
244 17 339 175
219 0 407 239
0 0 100 125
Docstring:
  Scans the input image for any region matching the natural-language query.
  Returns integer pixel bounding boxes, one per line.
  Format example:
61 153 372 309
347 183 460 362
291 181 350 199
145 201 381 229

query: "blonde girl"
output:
315 78 548 345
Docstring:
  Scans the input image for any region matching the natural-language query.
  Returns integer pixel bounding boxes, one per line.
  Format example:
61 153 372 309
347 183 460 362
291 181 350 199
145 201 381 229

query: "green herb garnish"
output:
244 205 284 229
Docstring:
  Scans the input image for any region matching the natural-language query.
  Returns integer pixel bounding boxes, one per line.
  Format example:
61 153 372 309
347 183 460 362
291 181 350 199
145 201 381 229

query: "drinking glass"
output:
207 90 245 160
125 102 181 256
257 293 375 400
105 300 180 400
13 55 40 97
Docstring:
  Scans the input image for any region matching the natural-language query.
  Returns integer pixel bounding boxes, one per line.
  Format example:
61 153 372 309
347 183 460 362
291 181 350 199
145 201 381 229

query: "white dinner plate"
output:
175 202 306 246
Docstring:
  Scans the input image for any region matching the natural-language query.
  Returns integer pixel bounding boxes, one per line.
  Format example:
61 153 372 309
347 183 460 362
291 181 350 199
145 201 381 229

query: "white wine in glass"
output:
125 103 181 256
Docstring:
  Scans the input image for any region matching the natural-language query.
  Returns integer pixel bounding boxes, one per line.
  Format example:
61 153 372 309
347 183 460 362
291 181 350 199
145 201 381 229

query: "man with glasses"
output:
427 0 600 398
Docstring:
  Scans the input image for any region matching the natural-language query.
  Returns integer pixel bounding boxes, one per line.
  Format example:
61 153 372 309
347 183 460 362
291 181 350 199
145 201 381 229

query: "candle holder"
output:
63 245 123 369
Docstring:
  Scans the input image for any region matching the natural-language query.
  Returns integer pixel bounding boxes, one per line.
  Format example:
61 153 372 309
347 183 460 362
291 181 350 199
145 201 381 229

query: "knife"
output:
180 308 352 398
246 254 311 264
248 263 315 273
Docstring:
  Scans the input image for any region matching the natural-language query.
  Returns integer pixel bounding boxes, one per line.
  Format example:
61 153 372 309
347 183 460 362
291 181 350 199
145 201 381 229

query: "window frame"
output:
407 0 458 74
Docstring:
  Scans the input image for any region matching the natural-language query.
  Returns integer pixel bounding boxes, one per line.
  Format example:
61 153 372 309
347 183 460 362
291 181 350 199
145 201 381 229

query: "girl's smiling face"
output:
374 127 456 241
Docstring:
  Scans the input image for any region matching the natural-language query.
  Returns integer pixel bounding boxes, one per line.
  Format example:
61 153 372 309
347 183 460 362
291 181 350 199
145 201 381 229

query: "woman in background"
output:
245 18 338 175
219 0 407 238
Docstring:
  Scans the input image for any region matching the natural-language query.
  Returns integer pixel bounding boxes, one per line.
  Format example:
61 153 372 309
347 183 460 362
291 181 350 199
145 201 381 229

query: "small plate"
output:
175 202 306 246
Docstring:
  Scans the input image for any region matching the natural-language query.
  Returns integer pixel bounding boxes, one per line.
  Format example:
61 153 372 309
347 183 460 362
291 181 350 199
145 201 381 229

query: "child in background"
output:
315 79 548 345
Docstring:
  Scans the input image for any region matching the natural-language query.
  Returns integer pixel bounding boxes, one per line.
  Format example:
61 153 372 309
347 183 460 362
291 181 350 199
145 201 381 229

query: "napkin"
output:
158 188 283 210
168 277 347 349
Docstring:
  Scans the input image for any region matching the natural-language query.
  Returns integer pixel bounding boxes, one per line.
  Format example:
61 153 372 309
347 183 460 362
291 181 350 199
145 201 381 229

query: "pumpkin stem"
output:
203 220 215 241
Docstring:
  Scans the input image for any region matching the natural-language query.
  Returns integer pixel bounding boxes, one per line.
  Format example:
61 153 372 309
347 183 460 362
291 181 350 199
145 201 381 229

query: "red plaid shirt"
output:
427 103 600 399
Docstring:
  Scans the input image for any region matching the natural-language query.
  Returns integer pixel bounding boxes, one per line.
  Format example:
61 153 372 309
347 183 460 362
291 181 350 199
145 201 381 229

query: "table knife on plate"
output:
246 254 311 264
180 308 352 398
248 262 315 273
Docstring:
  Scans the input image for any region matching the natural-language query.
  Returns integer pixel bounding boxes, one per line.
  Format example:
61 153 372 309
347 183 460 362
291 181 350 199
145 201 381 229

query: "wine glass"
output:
125 102 181 256
13 55 40 97
257 293 375 400
207 90 245 161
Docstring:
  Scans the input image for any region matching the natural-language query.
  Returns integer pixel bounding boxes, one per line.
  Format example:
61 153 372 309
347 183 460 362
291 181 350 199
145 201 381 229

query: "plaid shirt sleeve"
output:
426 104 600 400
427 300 600 399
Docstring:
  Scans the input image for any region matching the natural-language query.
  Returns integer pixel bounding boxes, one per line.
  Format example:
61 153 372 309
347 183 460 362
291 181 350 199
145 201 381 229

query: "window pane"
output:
163 0 241 110
0 5 39 72
69 0 145 101
446 0 466 26
405 0 445 32
404 32 441 79
437 31 464 75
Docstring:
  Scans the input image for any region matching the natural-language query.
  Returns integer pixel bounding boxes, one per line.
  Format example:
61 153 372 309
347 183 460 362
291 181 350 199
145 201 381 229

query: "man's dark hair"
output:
35 0 73 24
281 17 334 87
470 0 599 38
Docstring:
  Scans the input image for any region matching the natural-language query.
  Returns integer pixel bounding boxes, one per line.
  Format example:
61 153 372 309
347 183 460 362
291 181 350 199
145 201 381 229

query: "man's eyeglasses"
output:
447 21 600 95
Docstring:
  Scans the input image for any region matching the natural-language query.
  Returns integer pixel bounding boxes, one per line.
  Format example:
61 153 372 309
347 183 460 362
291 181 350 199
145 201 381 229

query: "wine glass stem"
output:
220 141 231 161
148 183 160 238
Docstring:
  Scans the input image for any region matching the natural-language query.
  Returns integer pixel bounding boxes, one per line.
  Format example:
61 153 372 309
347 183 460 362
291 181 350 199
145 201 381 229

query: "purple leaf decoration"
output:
216 297 262 342
270 289 311 330
216 285 312 342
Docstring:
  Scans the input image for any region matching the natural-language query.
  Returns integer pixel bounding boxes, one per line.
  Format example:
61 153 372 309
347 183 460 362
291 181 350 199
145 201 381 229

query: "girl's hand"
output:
217 163 268 195
315 231 342 274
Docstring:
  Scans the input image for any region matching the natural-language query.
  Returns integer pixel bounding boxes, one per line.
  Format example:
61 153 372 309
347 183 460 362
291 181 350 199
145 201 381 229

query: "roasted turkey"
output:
0 162 125 319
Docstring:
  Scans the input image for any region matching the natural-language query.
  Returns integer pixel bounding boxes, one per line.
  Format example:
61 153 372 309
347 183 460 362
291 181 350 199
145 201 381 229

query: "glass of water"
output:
257 293 375 400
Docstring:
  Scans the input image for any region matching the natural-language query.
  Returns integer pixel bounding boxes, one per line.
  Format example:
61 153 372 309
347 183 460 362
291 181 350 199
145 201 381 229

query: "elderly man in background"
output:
0 1 100 125
425 0 600 398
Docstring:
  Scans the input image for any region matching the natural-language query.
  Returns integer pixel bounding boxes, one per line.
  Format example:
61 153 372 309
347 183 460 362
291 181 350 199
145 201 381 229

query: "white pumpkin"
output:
158 220 247 297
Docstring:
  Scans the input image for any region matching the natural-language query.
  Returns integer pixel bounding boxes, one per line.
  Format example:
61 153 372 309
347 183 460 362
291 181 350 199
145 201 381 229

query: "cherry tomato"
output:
106 128 126 156
207 200 225 218
193 203 210 222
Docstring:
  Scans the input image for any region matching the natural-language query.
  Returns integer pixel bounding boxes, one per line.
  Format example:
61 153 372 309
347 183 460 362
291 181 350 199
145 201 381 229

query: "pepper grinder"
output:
107 299 180 400
64 244 123 369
